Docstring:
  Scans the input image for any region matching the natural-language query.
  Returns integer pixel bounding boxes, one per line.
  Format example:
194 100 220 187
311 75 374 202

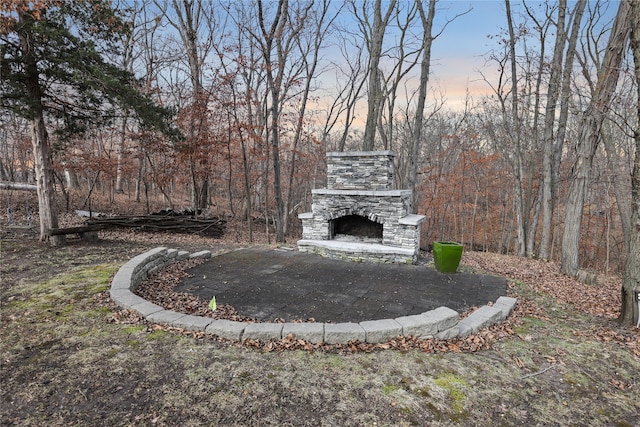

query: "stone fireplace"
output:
298 151 425 263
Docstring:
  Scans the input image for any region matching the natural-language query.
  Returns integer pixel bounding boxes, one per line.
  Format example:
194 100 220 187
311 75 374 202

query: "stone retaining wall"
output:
110 247 518 345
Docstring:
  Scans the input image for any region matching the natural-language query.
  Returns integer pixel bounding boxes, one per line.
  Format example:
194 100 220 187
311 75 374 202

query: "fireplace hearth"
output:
298 151 425 264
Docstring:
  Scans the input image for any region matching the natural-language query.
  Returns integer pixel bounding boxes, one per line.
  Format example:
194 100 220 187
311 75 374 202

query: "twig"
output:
78 387 88 401
521 365 554 380
580 368 598 384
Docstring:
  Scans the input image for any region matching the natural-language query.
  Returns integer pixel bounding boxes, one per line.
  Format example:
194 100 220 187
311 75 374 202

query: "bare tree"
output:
504 0 533 257
2 2 175 244
283 0 339 235
258 0 289 243
352 0 398 151
250 0 316 242
376 2 420 153
405 0 439 209
113 1 139 196
620 0 640 327
158 0 216 210
132 2 168 205
538 0 586 260
320 29 368 152
561 0 630 276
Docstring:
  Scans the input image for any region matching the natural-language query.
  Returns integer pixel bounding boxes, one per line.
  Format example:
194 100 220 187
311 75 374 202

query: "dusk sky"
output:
426 0 619 110
430 0 508 109
318 1 517 116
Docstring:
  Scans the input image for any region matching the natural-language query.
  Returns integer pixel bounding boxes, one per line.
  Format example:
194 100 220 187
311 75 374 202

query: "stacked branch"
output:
86 214 226 237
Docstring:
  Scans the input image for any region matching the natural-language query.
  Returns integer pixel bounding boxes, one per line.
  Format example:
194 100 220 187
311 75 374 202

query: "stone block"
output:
170 314 214 331
142 256 164 272
422 306 459 331
129 258 146 275
394 314 438 338
398 214 426 226
436 325 459 340
110 290 145 309
111 267 134 290
129 300 165 317
359 319 402 343
243 323 284 341
190 250 212 259
166 248 178 259
205 320 247 341
324 322 366 344
131 247 167 274
457 305 503 337
146 309 187 325
457 322 474 337
493 296 517 320
176 250 190 261
131 272 147 289
473 305 504 324
282 323 325 343
146 263 165 276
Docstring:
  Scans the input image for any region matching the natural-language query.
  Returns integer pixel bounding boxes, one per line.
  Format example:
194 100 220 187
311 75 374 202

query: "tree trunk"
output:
283 0 333 236
361 0 397 151
539 0 569 258
620 222 640 326
241 137 253 241
115 117 128 194
164 0 210 212
619 0 640 327
408 0 436 211
602 124 633 252
18 23 65 246
539 0 586 260
257 0 289 243
31 114 65 246
562 111 604 276
561 0 630 276
134 152 144 203
505 0 527 256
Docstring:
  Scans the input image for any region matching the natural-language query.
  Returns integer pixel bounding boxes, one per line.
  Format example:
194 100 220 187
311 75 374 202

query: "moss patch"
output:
434 373 469 417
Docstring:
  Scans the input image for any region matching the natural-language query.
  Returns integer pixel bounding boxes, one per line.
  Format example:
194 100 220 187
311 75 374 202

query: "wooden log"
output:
0 181 38 191
44 225 102 236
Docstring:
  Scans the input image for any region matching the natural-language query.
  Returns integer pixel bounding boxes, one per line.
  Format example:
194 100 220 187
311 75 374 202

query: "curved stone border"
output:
110 247 518 344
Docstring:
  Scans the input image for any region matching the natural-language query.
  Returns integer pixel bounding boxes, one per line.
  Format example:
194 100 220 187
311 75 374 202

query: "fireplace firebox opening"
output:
330 215 383 243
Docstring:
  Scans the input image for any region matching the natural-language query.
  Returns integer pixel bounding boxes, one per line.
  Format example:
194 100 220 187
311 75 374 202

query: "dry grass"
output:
1 220 639 425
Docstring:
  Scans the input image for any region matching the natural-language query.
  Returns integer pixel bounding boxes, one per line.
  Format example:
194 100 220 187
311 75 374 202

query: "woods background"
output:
1 0 635 275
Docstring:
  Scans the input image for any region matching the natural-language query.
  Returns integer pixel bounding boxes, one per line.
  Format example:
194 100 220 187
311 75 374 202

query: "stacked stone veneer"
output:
110 247 518 344
326 151 395 190
298 151 426 263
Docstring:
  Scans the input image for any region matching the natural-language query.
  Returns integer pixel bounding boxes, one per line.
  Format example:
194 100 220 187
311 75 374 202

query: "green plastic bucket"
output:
433 241 463 273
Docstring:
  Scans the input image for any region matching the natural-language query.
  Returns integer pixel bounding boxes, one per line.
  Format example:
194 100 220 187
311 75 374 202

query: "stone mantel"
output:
312 189 412 197
326 150 396 157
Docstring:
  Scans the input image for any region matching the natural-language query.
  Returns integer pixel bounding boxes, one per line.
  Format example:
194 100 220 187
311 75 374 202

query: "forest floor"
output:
1 193 639 425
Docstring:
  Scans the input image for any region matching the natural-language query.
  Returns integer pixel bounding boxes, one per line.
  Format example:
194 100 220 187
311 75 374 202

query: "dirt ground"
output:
1 222 639 426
